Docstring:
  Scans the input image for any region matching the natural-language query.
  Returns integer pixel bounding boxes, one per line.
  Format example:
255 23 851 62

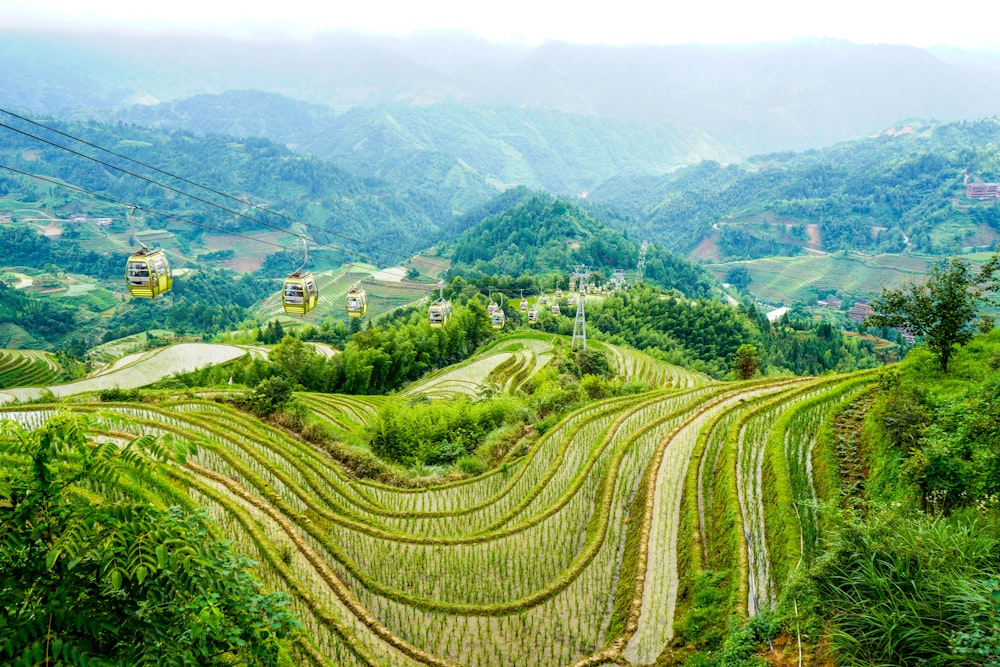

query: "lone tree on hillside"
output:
731 343 761 380
866 256 994 372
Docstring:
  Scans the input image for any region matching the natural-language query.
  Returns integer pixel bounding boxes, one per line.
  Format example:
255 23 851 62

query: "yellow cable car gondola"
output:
528 306 539 324
568 294 576 308
539 294 548 306
489 292 505 329
282 271 318 316
429 282 451 328
519 289 528 312
552 302 560 315
346 284 368 319
281 238 319 316
126 247 173 300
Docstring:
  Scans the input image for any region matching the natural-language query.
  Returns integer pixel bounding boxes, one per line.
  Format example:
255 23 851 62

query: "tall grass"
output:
810 508 1000 667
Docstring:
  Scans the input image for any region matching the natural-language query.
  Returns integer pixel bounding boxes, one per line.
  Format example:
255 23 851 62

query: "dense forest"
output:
444 190 715 298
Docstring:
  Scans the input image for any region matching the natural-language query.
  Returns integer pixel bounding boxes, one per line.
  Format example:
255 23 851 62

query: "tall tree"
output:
866 257 984 372
731 343 761 380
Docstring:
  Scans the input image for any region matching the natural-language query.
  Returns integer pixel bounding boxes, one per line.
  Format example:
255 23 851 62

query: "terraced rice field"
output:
0 361 877 667
0 343 248 404
403 334 710 399
0 348 63 389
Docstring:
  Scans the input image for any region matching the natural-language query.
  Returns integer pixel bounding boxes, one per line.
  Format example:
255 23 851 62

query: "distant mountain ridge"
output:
589 117 1000 258
111 92 731 212
4 30 1000 156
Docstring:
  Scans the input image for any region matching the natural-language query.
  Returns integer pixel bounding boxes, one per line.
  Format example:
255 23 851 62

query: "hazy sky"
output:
2 0 999 49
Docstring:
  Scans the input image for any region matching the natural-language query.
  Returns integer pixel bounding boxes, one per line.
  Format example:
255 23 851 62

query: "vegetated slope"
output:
444 190 716 298
0 349 64 389
114 93 732 213
400 332 709 399
0 362 878 666
0 115 448 262
590 118 1000 258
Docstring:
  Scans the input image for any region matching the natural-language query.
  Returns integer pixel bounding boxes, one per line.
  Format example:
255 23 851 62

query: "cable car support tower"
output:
637 240 649 282
571 265 590 350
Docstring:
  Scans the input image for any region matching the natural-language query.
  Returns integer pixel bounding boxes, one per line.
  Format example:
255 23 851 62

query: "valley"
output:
2 25 999 667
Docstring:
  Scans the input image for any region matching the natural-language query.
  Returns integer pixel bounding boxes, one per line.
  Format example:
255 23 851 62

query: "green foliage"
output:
679 611 782 667
367 395 524 466
243 375 295 417
868 257 987 372
587 286 758 377
808 508 1000 667
97 387 144 402
0 281 81 345
673 571 731 649
0 413 299 666
731 344 760 380
724 266 752 292
168 294 496 396
866 332 1000 512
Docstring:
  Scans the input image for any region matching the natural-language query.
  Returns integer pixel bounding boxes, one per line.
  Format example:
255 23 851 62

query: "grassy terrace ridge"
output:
0 360 880 666
0 348 64 389
402 332 710 400
0 342 250 404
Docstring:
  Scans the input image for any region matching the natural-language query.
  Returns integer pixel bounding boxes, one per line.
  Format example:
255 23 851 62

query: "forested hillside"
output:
0 115 448 261
592 118 1000 258
444 190 715 298
113 93 731 213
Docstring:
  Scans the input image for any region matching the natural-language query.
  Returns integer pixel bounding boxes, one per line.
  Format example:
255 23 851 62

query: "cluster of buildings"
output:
815 295 915 343
966 182 1000 200
0 212 112 227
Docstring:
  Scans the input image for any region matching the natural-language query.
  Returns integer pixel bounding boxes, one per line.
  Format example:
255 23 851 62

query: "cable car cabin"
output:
520 298 529 312
487 300 499 316
555 288 563 299
539 294 548 306
491 309 505 330
282 272 318 316
568 295 576 308
551 302 560 315
429 298 452 328
346 287 368 319
527 307 539 324
126 248 173 300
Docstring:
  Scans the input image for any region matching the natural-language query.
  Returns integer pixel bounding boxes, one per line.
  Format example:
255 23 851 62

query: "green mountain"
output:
113 92 731 214
443 189 715 298
591 118 1000 259
0 116 449 263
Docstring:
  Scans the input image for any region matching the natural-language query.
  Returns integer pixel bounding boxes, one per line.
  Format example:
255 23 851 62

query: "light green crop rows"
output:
0 366 877 666
0 348 63 389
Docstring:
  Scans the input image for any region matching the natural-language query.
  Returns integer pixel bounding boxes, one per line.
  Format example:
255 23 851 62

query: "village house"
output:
847 299 874 322
817 295 842 308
